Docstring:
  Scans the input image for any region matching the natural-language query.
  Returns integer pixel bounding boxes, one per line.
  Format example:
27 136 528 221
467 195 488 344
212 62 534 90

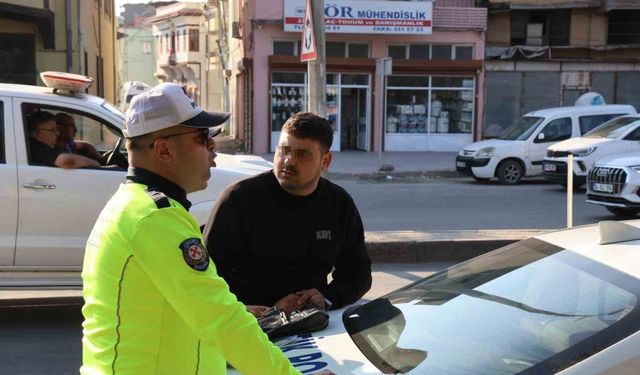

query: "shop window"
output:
432 45 452 60
341 74 369 86
273 72 305 84
273 40 298 56
432 90 474 134
189 29 199 52
409 44 429 60
271 72 306 131
386 90 429 133
348 43 369 58
388 76 429 87
326 73 337 85
608 10 640 44
454 46 473 60
327 42 347 57
388 45 407 59
511 10 570 46
432 77 473 88
385 75 474 135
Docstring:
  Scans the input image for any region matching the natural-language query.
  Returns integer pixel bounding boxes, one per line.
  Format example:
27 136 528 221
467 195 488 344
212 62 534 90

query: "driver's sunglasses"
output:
147 128 211 148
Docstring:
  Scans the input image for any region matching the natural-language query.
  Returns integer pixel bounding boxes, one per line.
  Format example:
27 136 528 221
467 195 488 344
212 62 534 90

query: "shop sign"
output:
284 0 433 35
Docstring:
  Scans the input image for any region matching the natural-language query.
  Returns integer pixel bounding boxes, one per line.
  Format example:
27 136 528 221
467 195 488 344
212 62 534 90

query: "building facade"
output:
228 0 487 153
118 3 159 102
0 0 118 102
483 0 640 138
147 2 226 113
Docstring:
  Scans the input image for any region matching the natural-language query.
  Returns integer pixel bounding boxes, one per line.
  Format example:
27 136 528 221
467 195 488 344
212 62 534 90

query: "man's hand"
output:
295 288 326 311
246 305 269 318
275 293 300 314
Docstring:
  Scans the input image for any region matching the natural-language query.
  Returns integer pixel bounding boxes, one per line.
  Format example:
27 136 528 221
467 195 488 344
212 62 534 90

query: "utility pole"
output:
307 0 326 117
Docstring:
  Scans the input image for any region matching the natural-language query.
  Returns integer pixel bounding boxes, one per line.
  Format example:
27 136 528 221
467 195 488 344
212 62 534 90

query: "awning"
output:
0 3 55 49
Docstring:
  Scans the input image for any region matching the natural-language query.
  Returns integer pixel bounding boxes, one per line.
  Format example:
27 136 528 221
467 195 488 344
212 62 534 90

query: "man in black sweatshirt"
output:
204 112 371 313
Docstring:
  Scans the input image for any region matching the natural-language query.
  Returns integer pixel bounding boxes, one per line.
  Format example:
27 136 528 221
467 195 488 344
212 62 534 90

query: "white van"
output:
119 80 150 111
456 105 636 184
543 115 640 187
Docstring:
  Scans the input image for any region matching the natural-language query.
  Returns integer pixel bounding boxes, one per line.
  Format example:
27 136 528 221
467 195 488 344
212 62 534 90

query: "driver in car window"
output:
28 111 101 169
55 112 105 164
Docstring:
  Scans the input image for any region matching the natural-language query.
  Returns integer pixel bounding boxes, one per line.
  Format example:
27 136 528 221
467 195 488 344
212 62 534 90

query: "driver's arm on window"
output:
54 153 101 169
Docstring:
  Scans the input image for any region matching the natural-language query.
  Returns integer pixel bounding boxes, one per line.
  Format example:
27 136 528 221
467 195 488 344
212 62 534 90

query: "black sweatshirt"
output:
204 171 372 309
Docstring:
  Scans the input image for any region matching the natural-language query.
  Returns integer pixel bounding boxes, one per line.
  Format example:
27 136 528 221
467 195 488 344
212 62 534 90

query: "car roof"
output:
0 82 107 108
534 220 640 279
525 104 636 117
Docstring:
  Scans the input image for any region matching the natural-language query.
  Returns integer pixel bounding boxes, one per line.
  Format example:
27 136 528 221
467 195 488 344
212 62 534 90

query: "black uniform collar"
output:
126 167 192 211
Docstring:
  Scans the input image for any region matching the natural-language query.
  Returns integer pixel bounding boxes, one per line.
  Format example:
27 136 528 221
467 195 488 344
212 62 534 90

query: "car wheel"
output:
605 207 640 219
496 160 523 185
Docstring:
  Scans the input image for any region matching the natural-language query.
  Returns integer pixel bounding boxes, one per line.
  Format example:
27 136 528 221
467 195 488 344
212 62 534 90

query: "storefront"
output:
385 75 475 151
270 72 371 151
230 0 486 153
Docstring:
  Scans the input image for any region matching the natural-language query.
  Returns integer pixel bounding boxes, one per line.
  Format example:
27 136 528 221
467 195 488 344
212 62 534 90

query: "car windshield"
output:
500 117 544 141
344 238 640 375
584 117 640 139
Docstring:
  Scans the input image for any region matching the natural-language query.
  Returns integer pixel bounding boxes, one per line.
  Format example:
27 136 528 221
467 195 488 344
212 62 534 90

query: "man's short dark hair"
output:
28 111 56 135
281 112 333 151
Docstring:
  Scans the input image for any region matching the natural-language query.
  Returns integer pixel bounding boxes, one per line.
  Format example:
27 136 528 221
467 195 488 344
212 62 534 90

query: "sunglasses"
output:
148 128 212 148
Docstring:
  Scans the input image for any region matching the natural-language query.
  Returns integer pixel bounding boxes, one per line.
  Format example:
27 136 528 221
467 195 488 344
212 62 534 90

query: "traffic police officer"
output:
81 83 301 374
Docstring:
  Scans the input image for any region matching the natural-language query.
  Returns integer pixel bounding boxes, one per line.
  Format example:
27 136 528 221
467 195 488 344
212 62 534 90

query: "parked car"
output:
587 152 640 219
0 74 269 287
233 220 640 374
456 105 635 184
543 115 640 187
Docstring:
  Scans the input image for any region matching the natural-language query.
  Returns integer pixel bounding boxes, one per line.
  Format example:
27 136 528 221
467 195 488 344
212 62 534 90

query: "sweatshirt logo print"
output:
316 230 331 240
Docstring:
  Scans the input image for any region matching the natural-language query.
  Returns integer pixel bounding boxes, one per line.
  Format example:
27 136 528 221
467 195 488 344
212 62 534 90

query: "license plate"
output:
592 183 613 193
543 163 556 172
456 161 466 168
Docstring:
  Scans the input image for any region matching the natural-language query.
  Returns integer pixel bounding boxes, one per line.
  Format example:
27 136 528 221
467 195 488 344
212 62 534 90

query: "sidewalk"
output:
256 150 460 178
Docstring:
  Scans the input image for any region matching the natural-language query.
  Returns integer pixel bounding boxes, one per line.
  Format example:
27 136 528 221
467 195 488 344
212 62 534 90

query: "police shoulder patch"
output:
179 238 209 271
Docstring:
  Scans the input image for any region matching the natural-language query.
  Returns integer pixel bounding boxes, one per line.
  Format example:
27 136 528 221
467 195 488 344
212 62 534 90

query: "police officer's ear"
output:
150 138 175 164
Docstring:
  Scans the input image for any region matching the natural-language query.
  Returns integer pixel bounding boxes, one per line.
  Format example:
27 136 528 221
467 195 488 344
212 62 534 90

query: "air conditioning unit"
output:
526 23 544 46
232 21 242 39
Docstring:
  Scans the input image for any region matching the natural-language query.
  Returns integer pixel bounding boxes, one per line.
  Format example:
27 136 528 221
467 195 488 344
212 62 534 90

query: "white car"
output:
234 220 640 374
543 115 640 187
0 77 270 287
456 105 634 185
587 152 640 219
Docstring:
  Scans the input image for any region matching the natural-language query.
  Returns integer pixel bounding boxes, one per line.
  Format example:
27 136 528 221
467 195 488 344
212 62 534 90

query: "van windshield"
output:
584 117 640 139
500 117 544 141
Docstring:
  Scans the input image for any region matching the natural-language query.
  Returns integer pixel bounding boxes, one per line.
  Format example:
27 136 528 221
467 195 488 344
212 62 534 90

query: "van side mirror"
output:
537 133 546 140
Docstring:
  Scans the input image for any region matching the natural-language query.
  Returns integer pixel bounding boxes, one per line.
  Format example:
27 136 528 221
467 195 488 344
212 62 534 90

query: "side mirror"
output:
537 133 546 140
